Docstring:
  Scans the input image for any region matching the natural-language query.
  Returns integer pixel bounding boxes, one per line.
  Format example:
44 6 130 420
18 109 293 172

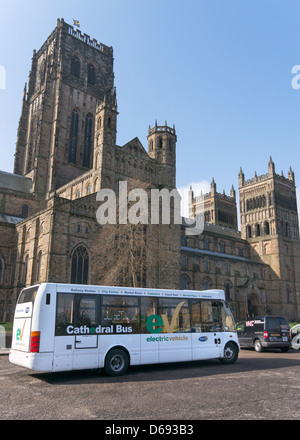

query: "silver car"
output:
291 324 300 350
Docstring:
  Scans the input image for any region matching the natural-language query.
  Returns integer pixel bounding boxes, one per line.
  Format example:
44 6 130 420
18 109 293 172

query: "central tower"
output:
14 18 114 195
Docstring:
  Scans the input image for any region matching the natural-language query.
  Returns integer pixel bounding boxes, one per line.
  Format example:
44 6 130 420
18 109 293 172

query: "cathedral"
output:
0 18 299 322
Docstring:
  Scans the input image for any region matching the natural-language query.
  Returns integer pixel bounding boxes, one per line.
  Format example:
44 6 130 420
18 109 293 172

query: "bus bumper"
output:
9 350 53 371
261 341 291 349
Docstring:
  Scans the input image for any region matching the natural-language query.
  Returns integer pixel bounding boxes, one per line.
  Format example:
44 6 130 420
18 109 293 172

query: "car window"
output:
266 317 279 331
279 317 289 330
265 317 289 332
236 321 245 332
253 323 264 332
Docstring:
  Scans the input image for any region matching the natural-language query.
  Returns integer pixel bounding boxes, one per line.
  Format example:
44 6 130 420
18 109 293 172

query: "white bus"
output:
9 283 239 375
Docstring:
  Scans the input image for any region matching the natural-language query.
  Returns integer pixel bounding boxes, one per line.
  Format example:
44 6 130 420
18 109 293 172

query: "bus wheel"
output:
219 342 239 364
104 348 129 376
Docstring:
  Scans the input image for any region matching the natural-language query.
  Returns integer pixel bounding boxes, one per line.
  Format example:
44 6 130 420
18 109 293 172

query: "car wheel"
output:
104 348 129 376
219 342 239 364
254 339 263 352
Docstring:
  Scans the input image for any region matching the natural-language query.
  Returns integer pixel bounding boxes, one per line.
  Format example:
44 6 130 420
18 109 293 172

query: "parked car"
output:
236 316 291 352
291 324 300 350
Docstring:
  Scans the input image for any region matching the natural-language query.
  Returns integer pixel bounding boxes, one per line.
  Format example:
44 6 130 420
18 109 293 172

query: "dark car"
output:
236 315 291 352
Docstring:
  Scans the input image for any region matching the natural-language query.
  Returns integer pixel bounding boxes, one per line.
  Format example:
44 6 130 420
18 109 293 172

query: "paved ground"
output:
1 348 300 421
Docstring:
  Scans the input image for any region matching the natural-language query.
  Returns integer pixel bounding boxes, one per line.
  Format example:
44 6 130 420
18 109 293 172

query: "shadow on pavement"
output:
31 350 300 386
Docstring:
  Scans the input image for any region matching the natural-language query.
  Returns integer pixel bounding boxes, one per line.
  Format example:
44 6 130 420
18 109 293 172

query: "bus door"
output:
11 287 38 353
54 293 99 371
73 296 99 369
191 300 223 360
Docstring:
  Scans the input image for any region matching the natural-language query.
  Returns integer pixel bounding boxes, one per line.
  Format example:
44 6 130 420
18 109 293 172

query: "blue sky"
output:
0 0 300 216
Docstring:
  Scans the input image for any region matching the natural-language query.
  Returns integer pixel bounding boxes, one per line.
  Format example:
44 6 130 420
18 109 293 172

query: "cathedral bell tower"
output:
147 121 176 188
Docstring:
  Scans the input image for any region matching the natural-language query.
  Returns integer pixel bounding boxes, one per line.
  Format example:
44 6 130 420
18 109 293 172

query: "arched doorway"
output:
247 292 261 317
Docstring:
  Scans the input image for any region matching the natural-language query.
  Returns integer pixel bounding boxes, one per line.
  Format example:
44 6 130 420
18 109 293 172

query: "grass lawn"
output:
0 322 13 333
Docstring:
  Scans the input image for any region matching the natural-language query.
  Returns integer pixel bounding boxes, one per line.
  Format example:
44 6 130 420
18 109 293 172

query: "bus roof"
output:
36 283 225 300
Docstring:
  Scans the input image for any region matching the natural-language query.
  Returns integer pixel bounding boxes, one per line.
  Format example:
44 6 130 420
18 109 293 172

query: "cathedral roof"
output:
0 214 24 224
119 137 149 158
0 171 32 193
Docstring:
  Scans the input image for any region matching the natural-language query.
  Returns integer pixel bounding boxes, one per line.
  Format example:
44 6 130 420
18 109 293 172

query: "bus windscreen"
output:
18 287 38 304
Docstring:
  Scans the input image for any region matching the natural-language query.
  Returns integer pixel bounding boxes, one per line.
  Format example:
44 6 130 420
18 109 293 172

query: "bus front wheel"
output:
219 342 239 365
104 348 129 376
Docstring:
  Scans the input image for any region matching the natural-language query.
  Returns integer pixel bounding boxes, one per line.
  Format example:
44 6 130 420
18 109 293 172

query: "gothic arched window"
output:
68 109 79 164
219 241 225 253
87 63 96 85
21 204 29 218
204 260 209 271
24 254 29 285
83 113 93 168
246 224 252 238
71 56 80 78
256 223 260 237
36 251 42 282
265 221 270 235
225 283 231 301
0 257 3 285
181 275 189 290
203 279 210 290
71 245 89 284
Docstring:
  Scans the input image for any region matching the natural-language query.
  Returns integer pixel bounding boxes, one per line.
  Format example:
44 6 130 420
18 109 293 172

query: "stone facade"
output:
0 19 180 320
0 19 299 322
181 222 270 320
184 158 300 320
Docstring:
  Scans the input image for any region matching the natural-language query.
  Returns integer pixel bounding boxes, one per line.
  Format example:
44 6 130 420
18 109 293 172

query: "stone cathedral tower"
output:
239 157 300 318
0 19 180 320
14 18 114 195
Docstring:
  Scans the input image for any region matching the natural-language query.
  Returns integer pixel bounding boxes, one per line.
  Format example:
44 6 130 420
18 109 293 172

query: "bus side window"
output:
201 300 222 332
191 300 202 332
140 297 157 333
102 295 140 332
76 296 98 327
157 298 190 333
55 293 74 335
191 300 222 332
